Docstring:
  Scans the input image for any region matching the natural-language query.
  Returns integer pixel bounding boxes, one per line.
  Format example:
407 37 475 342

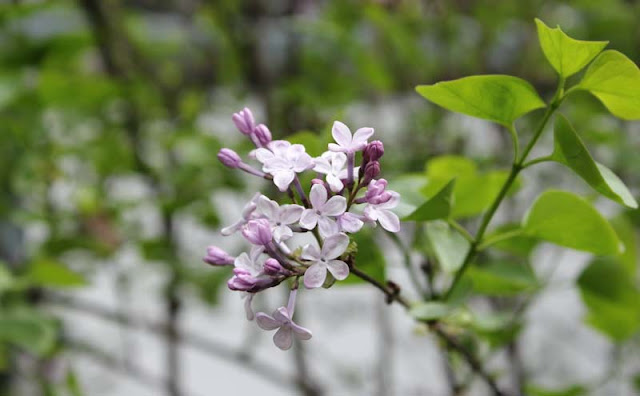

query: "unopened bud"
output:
253 124 272 147
263 258 283 275
232 107 255 135
218 148 242 168
203 246 235 266
362 161 381 184
363 140 384 163
242 219 273 246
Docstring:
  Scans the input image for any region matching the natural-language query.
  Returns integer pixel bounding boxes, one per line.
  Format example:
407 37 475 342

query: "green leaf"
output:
404 179 455 221
467 262 538 296
27 259 87 289
471 312 522 348
577 257 640 341
426 220 470 273
0 264 14 293
484 224 538 257
409 302 454 321
522 190 621 255
609 215 638 276
422 156 520 219
525 384 587 396
0 311 57 355
535 19 607 78
416 75 545 126
552 115 637 208
66 369 85 396
387 174 429 218
577 50 640 120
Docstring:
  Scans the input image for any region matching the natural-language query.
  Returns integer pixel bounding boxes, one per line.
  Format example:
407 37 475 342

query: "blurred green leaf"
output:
426 220 470 273
404 179 454 221
409 302 453 321
522 190 620 255
577 257 640 341
343 229 386 285
0 311 56 355
471 312 522 348
467 261 538 296
609 215 638 276
535 18 607 78
416 75 545 126
525 384 586 396
66 369 84 396
27 259 86 289
552 115 637 208
484 224 538 257
386 173 429 218
577 50 640 120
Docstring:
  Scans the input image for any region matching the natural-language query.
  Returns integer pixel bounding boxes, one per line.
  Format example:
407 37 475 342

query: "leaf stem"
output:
507 123 519 162
521 155 554 169
443 77 566 300
476 228 524 251
447 219 475 244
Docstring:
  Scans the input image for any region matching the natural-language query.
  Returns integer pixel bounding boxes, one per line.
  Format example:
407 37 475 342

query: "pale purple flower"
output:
255 141 314 191
337 212 364 233
255 289 312 350
221 193 261 236
203 246 235 266
363 186 401 233
313 152 352 192
257 196 304 242
242 293 255 321
299 184 347 238
328 121 374 154
227 247 274 292
242 219 273 246
232 107 255 136
301 233 350 288
217 148 242 168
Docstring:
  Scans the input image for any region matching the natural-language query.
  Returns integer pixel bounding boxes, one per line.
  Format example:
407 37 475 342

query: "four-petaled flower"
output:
313 152 352 193
363 181 400 232
328 121 374 154
300 184 347 238
301 233 350 289
256 305 312 350
255 141 314 191
257 196 304 242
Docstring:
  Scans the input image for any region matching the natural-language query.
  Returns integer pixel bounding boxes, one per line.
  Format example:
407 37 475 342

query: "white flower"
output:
299 184 347 238
313 152 353 192
328 121 374 154
221 193 261 236
364 191 401 232
337 212 364 233
255 140 314 191
255 306 312 350
256 196 304 242
233 246 264 276
301 233 350 288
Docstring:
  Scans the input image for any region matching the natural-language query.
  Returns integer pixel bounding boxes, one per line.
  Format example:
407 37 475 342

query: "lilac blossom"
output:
328 121 374 154
217 148 242 168
255 290 312 350
221 193 261 236
242 219 273 246
232 107 255 136
301 233 350 288
299 184 347 238
255 141 314 191
313 152 351 192
203 246 235 266
253 124 272 147
227 247 275 292
363 181 401 232
257 196 304 242
338 212 364 233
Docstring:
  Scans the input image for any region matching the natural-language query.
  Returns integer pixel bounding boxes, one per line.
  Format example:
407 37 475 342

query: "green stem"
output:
443 77 566 300
447 219 475 244
476 228 523 251
507 123 519 162
521 155 554 169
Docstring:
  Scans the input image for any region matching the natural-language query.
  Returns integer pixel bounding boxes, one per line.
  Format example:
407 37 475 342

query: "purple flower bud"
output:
253 124 272 147
364 179 388 201
242 219 273 246
362 161 380 184
363 140 384 163
370 191 392 205
227 272 275 292
232 107 255 135
203 246 235 266
218 148 242 168
263 258 283 275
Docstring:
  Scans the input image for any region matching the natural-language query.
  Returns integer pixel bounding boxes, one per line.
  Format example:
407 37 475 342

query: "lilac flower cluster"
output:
205 108 400 350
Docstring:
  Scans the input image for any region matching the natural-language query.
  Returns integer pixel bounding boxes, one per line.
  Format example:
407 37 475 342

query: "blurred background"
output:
0 0 639 395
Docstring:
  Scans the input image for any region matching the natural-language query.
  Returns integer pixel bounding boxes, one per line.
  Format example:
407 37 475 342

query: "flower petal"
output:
290 322 313 340
331 121 352 147
328 143 345 152
338 213 364 233
299 209 319 230
377 191 401 210
321 233 350 259
272 306 291 323
292 153 314 172
279 205 304 224
300 244 321 261
273 171 295 191
322 195 347 216
304 262 327 289
377 209 400 232
273 326 293 350
255 312 280 330
327 259 349 280
313 157 332 174
326 173 344 193
318 217 340 239
254 148 274 164
257 196 278 219
273 224 293 242
243 293 255 321
351 127 374 149
309 184 328 208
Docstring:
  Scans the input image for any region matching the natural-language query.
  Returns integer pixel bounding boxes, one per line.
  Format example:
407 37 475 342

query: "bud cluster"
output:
205 108 400 350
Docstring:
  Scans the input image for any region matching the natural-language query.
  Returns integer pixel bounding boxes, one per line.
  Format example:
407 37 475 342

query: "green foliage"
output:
535 19 608 78
576 50 640 120
404 179 454 221
27 259 87 289
343 230 386 285
0 310 57 356
522 190 620 255
409 302 453 321
525 385 586 396
552 115 637 208
577 257 640 341
466 261 538 296
426 220 470 273
416 75 545 126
